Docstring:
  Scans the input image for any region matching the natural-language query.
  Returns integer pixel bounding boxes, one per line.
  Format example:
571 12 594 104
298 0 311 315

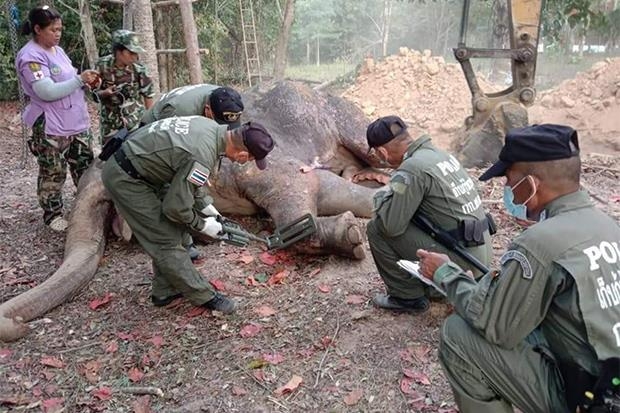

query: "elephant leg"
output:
229 159 367 259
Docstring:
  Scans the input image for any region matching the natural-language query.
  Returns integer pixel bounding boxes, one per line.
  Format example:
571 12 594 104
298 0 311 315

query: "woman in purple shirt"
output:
16 6 99 231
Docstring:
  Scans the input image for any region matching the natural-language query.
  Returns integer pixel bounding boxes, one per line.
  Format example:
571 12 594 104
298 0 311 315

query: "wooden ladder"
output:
238 0 262 87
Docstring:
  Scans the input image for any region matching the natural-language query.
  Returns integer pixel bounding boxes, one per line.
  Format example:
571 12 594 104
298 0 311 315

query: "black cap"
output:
241 122 275 170
209 87 244 128
479 124 580 181
366 116 408 148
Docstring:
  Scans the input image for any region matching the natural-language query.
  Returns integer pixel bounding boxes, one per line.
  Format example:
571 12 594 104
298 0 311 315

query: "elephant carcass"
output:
0 82 379 341
207 81 381 259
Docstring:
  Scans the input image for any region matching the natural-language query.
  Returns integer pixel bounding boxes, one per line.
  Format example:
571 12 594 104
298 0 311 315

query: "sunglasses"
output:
222 111 241 122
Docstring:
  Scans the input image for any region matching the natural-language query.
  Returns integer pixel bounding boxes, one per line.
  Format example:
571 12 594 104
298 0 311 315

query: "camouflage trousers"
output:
28 116 94 224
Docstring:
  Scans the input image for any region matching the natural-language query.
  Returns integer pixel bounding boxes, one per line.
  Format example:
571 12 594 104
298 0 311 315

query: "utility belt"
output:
559 358 620 413
445 213 496 248
113 148 150 183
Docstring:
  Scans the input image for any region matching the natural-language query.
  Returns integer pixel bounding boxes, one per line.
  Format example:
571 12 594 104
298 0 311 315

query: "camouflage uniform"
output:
28 116 94 224
96 30 154 144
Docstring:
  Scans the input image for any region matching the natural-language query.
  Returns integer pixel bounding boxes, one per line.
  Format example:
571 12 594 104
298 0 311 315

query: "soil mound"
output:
530 58 620 154
342 47 495 147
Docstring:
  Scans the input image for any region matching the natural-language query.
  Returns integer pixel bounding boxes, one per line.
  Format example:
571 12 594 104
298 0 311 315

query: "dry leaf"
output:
343 389 363 406
259 252 277 265
209 278 227 292
186 307 207 317
253 370 266 382
128 367 145 383
255 305 276 317
40 356 64 369
345 294 367 305
82 360 102 384
117 332 136 341
238 255 254 264
132 395 151 413
318 284 331 293
240 323 262 338
0 348 13 359
400 377 415 395
42 398 64 413
245 275 259 286
308 267 321 277
89 293 112 310
231 386 248 396
149 335 164 348
274 374 303 396
262 353 285 365
92 387 113 400
105 340 119 353
267 270 289 286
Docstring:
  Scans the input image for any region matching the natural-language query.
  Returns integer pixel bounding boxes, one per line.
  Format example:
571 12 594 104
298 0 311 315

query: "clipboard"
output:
397 259 446 296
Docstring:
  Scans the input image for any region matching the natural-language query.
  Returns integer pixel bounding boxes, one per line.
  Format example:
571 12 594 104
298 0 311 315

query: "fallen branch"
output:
313 312 341 388
118 386 164 397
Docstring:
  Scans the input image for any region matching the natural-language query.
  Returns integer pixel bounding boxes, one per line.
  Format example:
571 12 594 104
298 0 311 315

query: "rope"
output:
5 0 30 168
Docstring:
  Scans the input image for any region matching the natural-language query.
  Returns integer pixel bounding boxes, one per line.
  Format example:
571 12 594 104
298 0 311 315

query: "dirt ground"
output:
1 60 620 413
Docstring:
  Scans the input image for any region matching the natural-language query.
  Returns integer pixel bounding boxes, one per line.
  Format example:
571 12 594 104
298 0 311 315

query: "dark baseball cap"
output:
479 124 580 181
366 116 408 148
209 87 244 128
241 122 275 170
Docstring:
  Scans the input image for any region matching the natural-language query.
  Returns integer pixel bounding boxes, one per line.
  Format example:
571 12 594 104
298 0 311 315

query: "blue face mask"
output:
503 175 536 220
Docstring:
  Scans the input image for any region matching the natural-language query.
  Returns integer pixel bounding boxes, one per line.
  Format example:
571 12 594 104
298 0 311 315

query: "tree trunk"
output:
178 0 203 84
123 0 134 30
306 40 310 65
155 7 168 92
133 0 160 94
316 36 320 66
78 0 98 68
380 0 393 57
273 0 296 80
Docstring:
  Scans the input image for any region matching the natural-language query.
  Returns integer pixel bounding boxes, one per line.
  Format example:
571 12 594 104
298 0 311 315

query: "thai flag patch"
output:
187 167 209 186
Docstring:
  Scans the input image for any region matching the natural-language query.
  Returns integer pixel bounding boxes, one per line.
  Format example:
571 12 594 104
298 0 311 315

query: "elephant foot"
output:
315 211 366 260
111 207 132 242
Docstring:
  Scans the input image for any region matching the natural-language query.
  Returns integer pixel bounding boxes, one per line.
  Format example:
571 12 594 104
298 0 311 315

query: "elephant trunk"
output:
0 161 112 342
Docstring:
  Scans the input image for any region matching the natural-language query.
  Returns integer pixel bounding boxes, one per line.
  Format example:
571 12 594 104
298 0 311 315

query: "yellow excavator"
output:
454 0 543 166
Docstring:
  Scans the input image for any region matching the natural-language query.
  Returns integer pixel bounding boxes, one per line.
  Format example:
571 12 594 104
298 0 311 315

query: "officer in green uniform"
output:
140 85 244 261
95 29 154 143
141 84 243 127
365 116 492 313
101 116 275 312
417 124 620 413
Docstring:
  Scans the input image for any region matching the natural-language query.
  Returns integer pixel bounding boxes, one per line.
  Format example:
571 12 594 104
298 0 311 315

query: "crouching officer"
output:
101 116 275 313
418 124 620 413
365 116 492 314
141 84 244 127
139 85 244 261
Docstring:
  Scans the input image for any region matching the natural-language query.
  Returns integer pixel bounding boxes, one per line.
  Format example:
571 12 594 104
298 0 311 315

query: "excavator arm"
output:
454 0 544 166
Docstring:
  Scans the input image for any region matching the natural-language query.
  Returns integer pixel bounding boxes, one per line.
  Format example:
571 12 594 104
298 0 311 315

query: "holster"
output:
560 358 620 413
98 127 129 161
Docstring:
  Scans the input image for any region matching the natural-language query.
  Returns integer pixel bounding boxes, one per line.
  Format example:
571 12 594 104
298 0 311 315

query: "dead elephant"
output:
0 81 382 341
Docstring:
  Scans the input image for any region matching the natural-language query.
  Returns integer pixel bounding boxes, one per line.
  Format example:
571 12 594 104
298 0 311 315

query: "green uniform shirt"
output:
373 135 487 237
141 84 219 125
121 116 227 231
434 191 620 375
96 55 154 136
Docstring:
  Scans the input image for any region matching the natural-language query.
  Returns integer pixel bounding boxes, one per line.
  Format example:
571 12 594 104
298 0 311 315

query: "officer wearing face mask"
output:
365 115 493 314
416 124 620 413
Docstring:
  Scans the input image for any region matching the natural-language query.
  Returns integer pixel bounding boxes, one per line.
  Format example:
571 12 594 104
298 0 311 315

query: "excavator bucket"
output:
266 213 317 250
453 0 543 167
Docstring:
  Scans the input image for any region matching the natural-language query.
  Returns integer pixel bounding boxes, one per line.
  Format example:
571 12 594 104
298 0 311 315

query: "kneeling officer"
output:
102 116 274 313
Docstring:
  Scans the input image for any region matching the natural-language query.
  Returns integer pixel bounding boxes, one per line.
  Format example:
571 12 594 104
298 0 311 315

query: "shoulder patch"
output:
389 172 411 195
186 162 210 187
28 62 41 72
500 250 533 279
